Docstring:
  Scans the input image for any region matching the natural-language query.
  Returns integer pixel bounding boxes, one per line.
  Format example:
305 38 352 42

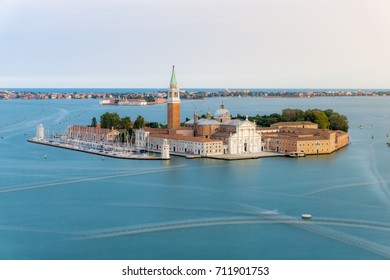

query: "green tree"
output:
90 117 97 127
134 115 145 129
323 109 334 118
119 116 132 130
304 109 330 129
159 123 168 128
146 122 159 128
253 113 283 127
100 112 121 129
329 113 349 132
282 109 305 121
144 96 155 102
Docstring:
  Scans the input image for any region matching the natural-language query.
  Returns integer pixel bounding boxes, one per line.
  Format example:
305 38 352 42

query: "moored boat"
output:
286 151 305 158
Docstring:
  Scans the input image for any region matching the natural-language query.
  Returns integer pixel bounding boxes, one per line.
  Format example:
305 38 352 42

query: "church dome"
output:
214 101 230 119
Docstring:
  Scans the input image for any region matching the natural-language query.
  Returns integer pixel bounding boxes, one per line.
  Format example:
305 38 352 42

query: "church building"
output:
135 66 264 156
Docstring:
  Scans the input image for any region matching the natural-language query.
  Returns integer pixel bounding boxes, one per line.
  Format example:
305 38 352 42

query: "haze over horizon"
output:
1 0 389 88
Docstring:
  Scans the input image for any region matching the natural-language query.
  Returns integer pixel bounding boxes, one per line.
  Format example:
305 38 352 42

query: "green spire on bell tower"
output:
170 65 177 88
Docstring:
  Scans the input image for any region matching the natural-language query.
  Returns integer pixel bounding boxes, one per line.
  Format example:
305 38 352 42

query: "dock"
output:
28 138 165 160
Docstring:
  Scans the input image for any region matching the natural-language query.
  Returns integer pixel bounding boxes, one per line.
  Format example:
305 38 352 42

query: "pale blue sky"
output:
1 0 389 88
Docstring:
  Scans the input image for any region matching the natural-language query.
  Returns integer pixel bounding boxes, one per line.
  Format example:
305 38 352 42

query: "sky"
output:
0 0 390 88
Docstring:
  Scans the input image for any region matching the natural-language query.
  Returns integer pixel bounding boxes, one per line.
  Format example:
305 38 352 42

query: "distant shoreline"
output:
1 88 390 100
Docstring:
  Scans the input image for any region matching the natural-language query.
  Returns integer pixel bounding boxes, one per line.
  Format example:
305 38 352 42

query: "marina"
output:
27 138 163 160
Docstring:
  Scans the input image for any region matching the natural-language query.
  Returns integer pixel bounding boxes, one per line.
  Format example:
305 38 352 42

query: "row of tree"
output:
89 112 146 130
237 108 349 132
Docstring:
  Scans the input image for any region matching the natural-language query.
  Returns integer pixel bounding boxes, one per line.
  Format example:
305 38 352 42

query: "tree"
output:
252 113 283 127
119 116 132 130
144 96 155 102
304 109 330 129
329 113 349 132
100 112 121 129
146 122 159 128
134 115 145 129
323 109 334 118
282 109 305 121
90 117 97 127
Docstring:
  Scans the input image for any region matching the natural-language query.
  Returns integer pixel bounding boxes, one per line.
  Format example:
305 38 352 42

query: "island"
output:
28 67 349 161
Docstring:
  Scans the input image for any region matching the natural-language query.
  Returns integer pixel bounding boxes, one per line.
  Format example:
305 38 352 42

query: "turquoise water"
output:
1 97 390 260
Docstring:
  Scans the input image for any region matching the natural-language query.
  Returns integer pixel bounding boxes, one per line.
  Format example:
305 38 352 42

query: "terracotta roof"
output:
69 125 119 134
185 119 221 126
211 131 231 139
256 127 279 131
150 134 223 143
272 121 317 126
144 127 169 134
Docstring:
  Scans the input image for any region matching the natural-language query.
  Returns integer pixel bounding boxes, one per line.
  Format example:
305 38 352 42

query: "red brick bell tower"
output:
167 65 181 129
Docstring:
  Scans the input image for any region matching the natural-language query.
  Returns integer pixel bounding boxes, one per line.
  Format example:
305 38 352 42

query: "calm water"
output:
1 96 390 260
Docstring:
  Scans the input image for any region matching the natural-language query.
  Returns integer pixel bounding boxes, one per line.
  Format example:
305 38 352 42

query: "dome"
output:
214 101 230 118
215 108 230 118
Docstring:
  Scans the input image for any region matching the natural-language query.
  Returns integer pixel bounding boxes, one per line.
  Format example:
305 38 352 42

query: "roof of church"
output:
150 133 223 143
221 119 253 127
185 119 221 126
211 131 231 139
214 101 230 118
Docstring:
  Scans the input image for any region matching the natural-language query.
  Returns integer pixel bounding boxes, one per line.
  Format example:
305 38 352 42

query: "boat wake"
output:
302 179 390 196
2 209 390 258
0 166 185 194
368 143 390 204
75 209 390 259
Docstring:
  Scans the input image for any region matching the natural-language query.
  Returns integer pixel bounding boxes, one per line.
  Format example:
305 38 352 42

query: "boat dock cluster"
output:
28 136 163 160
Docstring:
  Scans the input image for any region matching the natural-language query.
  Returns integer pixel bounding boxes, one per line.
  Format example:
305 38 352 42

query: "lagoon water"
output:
1 96 390 260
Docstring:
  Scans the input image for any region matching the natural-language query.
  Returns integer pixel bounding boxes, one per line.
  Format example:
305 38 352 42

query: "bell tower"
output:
167 65 181 129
